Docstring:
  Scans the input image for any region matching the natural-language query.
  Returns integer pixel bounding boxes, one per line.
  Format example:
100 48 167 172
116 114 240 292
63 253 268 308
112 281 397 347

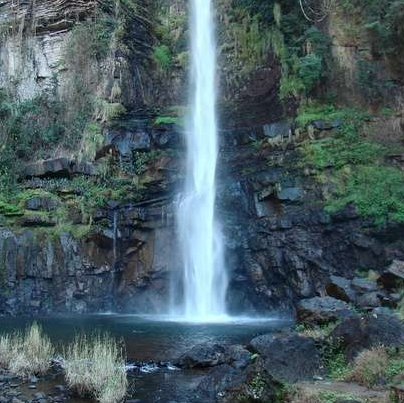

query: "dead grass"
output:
62 334 127 403
347 346 389 388
0 322 54 377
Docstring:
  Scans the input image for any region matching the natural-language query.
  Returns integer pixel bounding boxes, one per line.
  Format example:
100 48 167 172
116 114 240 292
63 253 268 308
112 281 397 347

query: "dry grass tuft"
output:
63 334 127 403
0 322 54 377
0 332 22 368
348 346 389 388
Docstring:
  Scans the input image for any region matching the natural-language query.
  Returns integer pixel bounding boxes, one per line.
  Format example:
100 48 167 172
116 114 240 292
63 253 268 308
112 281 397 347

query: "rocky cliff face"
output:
1 0 404 317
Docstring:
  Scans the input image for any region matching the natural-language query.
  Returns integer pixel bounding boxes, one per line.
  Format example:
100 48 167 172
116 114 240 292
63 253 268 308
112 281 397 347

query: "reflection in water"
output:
0 315 292 402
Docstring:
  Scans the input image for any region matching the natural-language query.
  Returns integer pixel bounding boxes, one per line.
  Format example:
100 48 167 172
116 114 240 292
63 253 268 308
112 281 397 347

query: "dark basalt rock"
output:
297 296 354 326
175 343 227 368
193 359 283 403
248 333 324 382
24 158 96 179
175 343 251 370
326 275 357 303
330 311 404 360
263 121 291 139
378 260 404 289
351 278 378 293
26 197 59 211
356 292 382 309
276 186 303 202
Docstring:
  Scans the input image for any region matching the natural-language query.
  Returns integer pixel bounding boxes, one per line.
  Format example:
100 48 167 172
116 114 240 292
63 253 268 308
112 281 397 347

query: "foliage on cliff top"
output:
225 0 329 99
299 103 404 225
339 0 404 58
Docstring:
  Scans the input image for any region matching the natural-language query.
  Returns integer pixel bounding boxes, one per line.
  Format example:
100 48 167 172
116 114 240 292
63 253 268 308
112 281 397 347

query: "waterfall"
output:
175 0 228 321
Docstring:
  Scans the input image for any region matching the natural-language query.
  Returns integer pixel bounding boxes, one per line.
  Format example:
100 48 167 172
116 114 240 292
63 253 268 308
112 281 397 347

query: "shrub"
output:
326 166 404 225
153 45 172 71
348 346 389 387
0 323 54 377
63 334 127 403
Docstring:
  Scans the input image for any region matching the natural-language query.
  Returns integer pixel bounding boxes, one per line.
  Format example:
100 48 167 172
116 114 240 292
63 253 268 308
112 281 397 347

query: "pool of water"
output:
0 314 293 402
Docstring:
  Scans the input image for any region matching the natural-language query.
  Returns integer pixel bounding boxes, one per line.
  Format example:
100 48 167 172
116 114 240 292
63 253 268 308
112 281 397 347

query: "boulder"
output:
193 359 283 403
312 119 342 130
17 214 56 227
249 333 324 382
326 276 357 303
175 343 252 371
297 296 354 325
24 158 97 178
330 311 404 360
351 278 378 293
378 260 404 289
276 186 303 202
174 343 227 368
104 129 151 158
356 292 381 309
263 121 291 139
26 197 59 211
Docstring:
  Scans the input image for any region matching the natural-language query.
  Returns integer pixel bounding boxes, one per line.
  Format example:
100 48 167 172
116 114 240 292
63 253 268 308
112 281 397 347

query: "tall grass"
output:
63 334 127 403
0 322 54 377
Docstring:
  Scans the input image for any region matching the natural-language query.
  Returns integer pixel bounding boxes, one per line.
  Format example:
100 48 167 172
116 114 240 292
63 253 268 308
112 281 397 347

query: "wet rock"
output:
11 398 24 403
312 119 342 130
25 158 70 178
351 278 378 293
330 311 404 360
24 158 96 179
28 376 38 384
102 128 151 158
194 359 283 403
378 260 404 289
356 292 381 308
223 345 252 370
263 121 291 138
326 275 357 303
276 186 303 202
249 333 323 382
33 392 46 400
175 343 226 368
297 296 354 325
17 214 56 227
330 204 359 222
26 197 59 211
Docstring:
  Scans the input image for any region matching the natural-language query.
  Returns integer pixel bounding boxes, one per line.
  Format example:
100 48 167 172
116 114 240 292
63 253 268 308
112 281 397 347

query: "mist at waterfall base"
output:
172 0 228 322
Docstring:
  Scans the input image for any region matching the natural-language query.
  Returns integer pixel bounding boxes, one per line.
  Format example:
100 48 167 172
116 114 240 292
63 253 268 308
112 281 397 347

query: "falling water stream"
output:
175 0 228 321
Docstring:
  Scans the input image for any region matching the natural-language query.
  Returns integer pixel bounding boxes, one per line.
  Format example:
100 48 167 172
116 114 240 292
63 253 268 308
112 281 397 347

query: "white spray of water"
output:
175 0 228 321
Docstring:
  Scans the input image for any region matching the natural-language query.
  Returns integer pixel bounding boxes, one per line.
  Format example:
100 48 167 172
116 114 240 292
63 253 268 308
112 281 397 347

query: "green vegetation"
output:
154 115 181 125
295 322 338 340
0 91 64 192
320 340 351 380
223 1 328 99
298 103 404 225
153 45 172 71
154 6 187 72
66 16 116 61
338 0 404 58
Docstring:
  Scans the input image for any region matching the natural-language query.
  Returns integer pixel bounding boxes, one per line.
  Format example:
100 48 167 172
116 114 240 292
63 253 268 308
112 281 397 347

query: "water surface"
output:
0 315 293 402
